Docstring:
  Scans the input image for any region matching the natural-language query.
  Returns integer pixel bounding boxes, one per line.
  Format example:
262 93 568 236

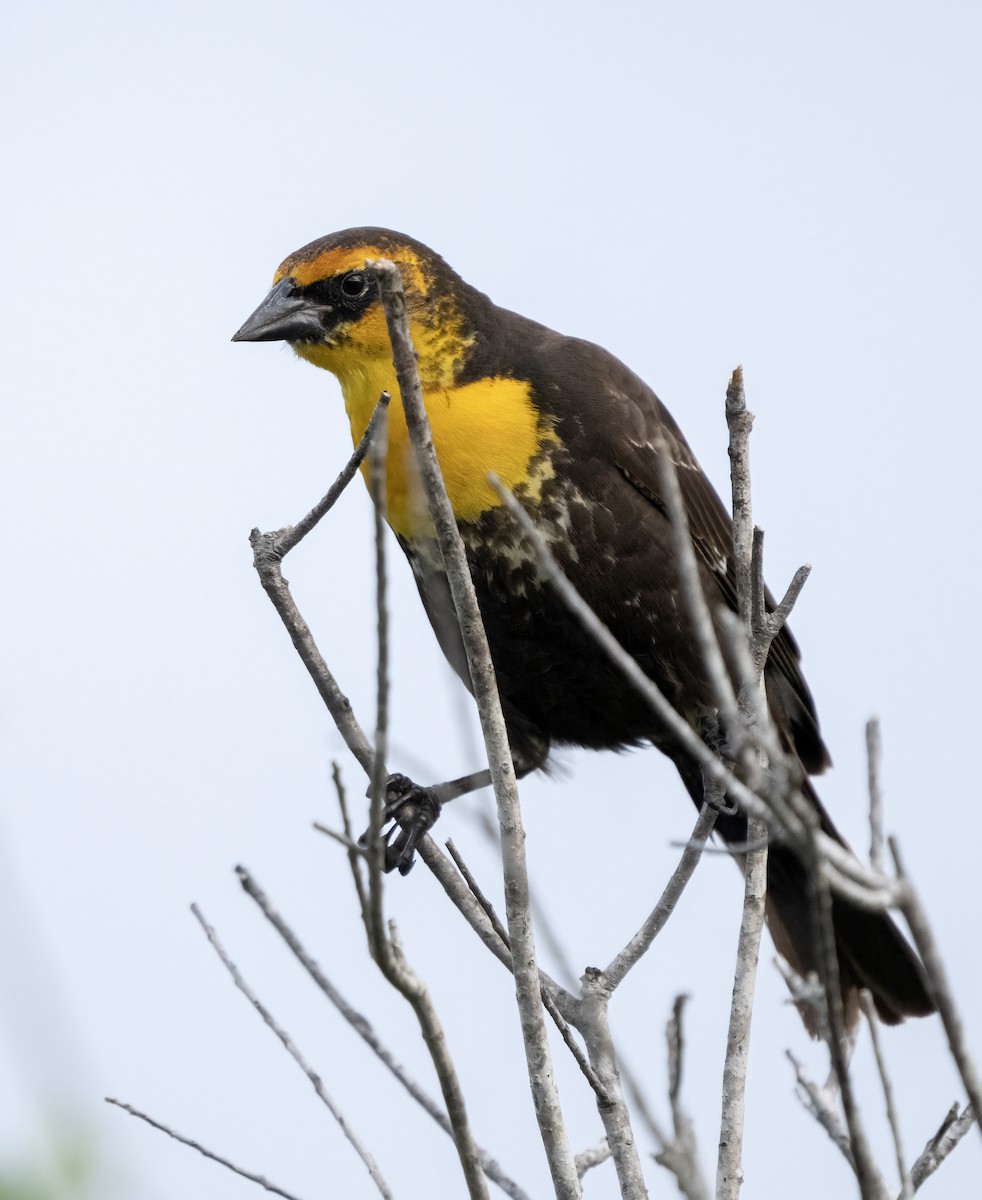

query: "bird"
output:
233 226 934 1028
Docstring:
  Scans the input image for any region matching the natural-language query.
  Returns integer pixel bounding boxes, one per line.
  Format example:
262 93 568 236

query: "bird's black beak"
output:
232 277 329 343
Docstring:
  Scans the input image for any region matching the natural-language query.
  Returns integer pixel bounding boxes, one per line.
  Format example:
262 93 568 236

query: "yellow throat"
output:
290 286 556 541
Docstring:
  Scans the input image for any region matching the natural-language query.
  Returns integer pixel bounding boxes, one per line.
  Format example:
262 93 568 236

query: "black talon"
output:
359 774 443 875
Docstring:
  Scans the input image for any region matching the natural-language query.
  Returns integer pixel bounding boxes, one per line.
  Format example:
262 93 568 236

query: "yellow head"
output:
233 228 555 539
234 227 474 390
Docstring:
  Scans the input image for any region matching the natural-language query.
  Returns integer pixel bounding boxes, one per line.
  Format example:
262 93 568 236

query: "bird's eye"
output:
341 272 368 298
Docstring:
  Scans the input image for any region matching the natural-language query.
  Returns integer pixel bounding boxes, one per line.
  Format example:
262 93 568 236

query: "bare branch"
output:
725 366 755 626
860 992 911 1199
236 866 532 1200
442 840 605 1099
574 1140 611 1180
804 836 888 1200
190 905 393 1198
908 1103 976 1192
652 997 710 1200
652 429 740 730
865 719 885 875
769 561 812 634
249 530 376 777
890 837 982 1147
603 803 717 990
578 970 650 1198
716 818 768 1200
786 1051 855 1170
372 258 580 1198
106 1097 307 1200
276 392 391 555
331 762 369 918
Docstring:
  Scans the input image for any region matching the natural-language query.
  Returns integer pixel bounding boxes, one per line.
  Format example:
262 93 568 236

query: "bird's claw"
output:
359 773 443 876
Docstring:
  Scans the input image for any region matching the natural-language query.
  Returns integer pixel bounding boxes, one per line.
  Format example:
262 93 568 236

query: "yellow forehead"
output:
274 244 427 291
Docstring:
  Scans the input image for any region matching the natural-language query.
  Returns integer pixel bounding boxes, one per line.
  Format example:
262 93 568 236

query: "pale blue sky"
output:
2 2 980 1197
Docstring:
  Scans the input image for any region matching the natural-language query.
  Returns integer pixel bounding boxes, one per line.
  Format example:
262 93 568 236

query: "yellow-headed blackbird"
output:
234 227 933 1026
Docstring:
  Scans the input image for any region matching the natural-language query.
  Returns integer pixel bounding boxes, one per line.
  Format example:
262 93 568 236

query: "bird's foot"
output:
360 773 443 876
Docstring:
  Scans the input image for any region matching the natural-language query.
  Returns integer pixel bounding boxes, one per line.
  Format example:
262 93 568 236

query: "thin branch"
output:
248 396 395 779
908 1103 976 1192
106 1098 308 1200
715 818 768 1200
331 762 369 918
276 392 391 555
354 853 491 1198
249 527 376 776
860 992 911 1199
578 970 651 1198
774 957 827 1038
603 803 717 991
236 867 530 1200
652 997 710 1200
364 405 392 967
652 429 740 732
865 719 885 875
725 367 754 627
445 838 511 947
889 837 982 1146
786 1051 856 1170
443 839 605 1099
574 1141 611 1180
313 820 368 857
190 905 393 1198
805 833 888 1200
372 258 580 1199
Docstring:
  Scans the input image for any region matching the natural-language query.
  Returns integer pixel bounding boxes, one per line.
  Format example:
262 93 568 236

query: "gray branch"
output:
371 259 580 1199
106 1097 307 1200
191 905 393 1198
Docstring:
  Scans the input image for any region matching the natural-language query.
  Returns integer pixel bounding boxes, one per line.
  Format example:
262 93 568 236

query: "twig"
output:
652 429 740 731
443 840 605 1099
860 992 911 1199
652 996 710 1200
190 904 393 1198
276 392 391 555
249 528 376 776
236 867 531 1200
372 258 580 1199
908 1103 976 1192
866 719 885 873
313 820 367 857
106 1098 307 1200
364 405 391 963
332 763 371 925
445 838 510 947
578 970 651 1198
889 837 982 1147
353 854 490 1197
774 957 827 1037
786 1051 855 1170
249 396 394 779
725 367 754 626
715 817 768 1200
603 803 717 990
805 833 887 1200
574 1140 611 1180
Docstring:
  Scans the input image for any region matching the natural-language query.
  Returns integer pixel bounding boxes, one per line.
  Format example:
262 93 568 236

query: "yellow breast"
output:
295 336 556 540
355 370 554 540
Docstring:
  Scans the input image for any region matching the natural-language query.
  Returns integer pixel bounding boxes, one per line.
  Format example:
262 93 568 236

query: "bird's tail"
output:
762 818 935 1030
673 760 935 1031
